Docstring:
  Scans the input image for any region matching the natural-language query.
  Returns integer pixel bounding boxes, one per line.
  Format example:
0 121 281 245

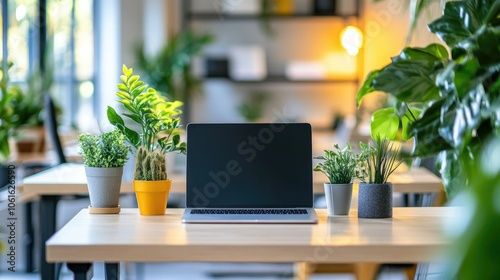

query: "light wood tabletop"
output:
20 163 186 195
47 207 456 264
21 163 442 196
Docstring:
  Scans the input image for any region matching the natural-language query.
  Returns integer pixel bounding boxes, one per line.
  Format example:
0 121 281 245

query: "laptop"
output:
181 123 318 224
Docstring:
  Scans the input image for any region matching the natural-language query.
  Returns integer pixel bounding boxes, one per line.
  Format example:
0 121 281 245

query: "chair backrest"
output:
44 94 66 164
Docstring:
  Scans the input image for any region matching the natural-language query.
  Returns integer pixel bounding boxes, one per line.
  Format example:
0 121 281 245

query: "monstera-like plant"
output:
357 0 500 198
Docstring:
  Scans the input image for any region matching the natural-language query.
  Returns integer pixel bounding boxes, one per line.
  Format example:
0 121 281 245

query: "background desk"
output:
47 208 456 280
22 163 441 195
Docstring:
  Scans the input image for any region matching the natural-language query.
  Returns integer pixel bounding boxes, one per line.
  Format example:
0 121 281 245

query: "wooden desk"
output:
24 163 442 280
47 207 455 280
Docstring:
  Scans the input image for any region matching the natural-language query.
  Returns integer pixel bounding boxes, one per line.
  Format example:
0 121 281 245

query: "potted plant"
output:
78 128 130 213
107 65 186 215
358 138 401 219
314 143 365 215
356 0 500 200
1 62 19 187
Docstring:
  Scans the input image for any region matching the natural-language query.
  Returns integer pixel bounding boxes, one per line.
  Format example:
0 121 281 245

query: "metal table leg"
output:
23 201 34 272
105 263 120 280
67 263 92 280
40 195 60 280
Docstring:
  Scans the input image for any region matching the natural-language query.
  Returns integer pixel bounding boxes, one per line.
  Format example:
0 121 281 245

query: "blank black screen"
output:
186 123 313 208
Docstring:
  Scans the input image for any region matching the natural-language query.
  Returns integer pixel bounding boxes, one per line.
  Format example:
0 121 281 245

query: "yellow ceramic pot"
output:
133 179 171 215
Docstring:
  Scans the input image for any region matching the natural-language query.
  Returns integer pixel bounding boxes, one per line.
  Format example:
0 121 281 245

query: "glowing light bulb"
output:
340 26 363 56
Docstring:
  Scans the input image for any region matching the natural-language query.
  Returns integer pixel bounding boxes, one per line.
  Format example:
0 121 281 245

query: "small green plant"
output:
360 138 402 184
314 144 366 184
78 128 130 168
107 65 186 180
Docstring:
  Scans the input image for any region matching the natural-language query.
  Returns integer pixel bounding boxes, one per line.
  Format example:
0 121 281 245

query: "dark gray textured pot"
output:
358 182 392 218
85 166 123 208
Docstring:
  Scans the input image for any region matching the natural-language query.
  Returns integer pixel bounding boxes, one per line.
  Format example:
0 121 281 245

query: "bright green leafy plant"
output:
78 128 130 168
314 144 367 184
107 65 186 180
359 138 401 184
357 0 500 197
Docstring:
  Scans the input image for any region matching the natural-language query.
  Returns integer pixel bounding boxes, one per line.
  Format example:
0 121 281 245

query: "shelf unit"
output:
186 13 359 20
203 75 358 84
181 0 363 123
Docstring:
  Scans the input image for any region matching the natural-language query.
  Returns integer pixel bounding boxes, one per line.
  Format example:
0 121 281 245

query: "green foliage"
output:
357 0 500 197
237 92 268 122
443 136 500 279
0 61 56 162
107 65 186 180
0 63 15 162
359 138 401 184
314 144 367 184
78 128 130 168
134 146 166 181
135 31 213 102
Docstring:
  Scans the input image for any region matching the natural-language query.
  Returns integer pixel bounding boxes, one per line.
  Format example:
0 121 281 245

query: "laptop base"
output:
181 208 318 224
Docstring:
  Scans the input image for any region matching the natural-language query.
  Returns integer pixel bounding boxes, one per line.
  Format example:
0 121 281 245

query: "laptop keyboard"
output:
190 209 308 215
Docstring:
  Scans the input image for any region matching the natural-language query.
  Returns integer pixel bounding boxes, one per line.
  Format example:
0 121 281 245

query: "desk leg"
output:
67 263 92 280
23 201 34 272
105 263 120 280
40 195 60 280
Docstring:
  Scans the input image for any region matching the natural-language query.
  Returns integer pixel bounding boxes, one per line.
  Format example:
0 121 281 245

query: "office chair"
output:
44 94 66 165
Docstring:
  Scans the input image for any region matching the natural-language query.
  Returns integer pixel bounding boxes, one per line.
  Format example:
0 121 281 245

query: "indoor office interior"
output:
1 0 489 279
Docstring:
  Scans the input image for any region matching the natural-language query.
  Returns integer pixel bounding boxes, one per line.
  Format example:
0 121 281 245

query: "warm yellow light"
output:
340 26 363 56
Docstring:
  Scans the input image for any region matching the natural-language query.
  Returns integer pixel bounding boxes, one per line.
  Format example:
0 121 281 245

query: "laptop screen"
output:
186 123 313 208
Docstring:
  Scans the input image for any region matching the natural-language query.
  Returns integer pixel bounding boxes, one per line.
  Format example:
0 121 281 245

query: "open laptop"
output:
181 123 317 224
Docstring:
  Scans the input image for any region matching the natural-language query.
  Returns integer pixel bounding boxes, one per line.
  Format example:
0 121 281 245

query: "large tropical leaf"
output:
429 1 481 48
473 27 500 67
411 99 454 156
436 149 468 198
356 70 380 107
370 107 400 140
372 60 441 102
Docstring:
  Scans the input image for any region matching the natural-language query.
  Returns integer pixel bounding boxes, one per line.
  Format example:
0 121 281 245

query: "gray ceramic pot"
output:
358 182 392 218
324 183 353 215
85 166 123 208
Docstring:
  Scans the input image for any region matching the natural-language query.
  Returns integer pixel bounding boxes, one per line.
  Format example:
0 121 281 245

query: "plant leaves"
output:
372 60 441 103
436 149 468 199
394 44 449 64
428 1 480 48
356 70 380 107
370 108 399 141
473 27 500 67
107 106 124 126
411 99 454 156
401 106 422 141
